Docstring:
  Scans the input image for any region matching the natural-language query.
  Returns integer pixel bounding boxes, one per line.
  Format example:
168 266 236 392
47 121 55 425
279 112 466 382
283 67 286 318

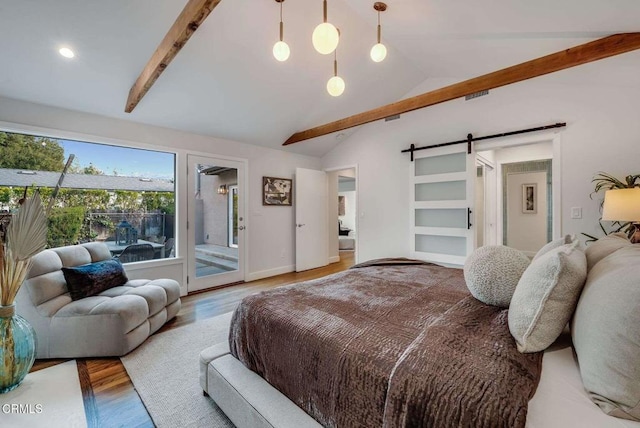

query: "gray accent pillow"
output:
532 234 574 261
508 240 587 353
584 232 631 272
572 245 640 421
463 245 530 308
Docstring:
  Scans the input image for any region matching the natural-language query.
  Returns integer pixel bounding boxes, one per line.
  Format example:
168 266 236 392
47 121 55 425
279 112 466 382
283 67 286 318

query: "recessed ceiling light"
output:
58 47 75 59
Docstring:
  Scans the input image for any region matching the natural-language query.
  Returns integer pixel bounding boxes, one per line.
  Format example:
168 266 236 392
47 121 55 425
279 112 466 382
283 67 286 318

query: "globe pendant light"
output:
273 0 290 61
312 0 339 55
327 46 345 97
370 2 387 63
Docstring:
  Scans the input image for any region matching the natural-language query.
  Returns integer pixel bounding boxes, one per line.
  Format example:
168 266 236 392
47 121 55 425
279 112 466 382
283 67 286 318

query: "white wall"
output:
491 142 553 165
0 96 321 293
321 77 640 262
506 171 548 255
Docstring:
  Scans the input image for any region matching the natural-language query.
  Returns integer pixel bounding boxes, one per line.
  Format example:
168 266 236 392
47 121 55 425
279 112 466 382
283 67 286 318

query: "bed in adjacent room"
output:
338 235 355 251
200 237 640 428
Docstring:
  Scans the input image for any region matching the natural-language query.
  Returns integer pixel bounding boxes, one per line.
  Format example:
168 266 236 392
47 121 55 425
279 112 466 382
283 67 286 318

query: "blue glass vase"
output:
0 305 37 394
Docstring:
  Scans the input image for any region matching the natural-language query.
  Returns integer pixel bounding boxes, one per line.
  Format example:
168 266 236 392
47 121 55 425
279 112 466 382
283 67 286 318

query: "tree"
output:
68 161 105 176
0 132 65 171
82 163 104 175
47 207 85 247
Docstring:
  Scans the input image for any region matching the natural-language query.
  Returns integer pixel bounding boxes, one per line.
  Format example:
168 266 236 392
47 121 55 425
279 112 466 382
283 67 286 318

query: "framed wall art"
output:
263 177 293 206
522 183 537 214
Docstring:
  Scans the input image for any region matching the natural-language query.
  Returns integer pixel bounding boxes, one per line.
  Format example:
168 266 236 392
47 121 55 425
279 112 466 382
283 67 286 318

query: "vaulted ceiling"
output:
0 1 638 157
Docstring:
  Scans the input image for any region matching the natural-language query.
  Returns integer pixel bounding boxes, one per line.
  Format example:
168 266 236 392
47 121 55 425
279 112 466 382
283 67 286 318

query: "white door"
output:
410 144 476 266
187 155 245 292
295 168 329 272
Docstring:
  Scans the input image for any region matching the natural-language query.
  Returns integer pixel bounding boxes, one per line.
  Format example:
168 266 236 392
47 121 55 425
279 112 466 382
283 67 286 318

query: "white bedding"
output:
527 333 640 427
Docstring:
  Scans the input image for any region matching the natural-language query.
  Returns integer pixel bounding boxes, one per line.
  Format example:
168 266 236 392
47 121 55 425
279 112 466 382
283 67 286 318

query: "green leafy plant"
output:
591 172 640 194
47 206 85 248
583 172 640 241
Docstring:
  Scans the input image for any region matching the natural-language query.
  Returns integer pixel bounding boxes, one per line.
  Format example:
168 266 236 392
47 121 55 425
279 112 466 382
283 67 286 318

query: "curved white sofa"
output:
16 242 181 358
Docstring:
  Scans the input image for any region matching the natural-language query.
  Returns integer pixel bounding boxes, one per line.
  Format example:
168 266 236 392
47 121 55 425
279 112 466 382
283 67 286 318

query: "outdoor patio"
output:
195 244 238 277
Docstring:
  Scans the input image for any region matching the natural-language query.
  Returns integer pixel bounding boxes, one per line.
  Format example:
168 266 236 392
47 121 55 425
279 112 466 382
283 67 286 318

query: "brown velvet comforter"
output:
229 260 542 428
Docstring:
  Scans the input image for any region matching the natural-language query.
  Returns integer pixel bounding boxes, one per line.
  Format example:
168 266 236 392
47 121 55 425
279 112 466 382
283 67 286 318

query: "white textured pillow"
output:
572 245 640 421
509 241 587 353
584 232 631 272
532 234 574 261
463 245 530 308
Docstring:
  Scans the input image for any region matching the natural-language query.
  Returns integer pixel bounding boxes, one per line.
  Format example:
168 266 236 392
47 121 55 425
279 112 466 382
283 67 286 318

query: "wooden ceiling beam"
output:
283 33 640 146
125 0 222 113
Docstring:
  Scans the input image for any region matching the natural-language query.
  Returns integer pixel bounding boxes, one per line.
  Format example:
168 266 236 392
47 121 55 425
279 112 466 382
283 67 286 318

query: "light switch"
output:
571 207 582 219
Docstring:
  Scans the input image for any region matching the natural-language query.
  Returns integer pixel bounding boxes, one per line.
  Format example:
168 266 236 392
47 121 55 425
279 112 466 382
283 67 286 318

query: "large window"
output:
0 131 176 262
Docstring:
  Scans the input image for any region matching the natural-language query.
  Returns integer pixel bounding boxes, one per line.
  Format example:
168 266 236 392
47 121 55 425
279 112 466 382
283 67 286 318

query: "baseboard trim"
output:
246 265 295 282
329 256 340 264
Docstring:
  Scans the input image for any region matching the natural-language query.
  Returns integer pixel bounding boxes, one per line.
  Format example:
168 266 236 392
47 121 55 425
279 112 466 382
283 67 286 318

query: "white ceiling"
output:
0 0 638 157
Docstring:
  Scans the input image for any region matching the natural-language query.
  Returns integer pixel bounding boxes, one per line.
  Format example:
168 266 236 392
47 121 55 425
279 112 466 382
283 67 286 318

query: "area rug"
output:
121 312 235 428
0 360 87 428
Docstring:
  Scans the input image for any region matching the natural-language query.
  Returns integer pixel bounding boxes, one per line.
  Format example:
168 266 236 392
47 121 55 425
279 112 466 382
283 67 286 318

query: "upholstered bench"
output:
199 342 321 428
16 242 181 358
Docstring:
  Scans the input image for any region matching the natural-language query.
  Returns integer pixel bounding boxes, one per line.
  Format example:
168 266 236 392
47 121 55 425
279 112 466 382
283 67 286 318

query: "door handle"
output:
467 208 472 230
238 226 245 230
296 224 305 228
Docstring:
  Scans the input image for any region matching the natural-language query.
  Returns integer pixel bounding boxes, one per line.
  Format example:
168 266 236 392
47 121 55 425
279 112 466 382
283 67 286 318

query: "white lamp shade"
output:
602 188 640 221
370 43 387 62
273 41 290 62
327 76 345 96
312 22 339 55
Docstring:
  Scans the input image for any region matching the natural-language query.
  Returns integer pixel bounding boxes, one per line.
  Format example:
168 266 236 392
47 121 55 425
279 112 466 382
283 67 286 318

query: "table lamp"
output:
601 188 640 243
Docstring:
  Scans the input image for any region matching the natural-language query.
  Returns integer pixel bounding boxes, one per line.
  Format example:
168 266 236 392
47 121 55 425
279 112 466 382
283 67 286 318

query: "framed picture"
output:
338 196 346 216
522 183 537 214
263 177 293 206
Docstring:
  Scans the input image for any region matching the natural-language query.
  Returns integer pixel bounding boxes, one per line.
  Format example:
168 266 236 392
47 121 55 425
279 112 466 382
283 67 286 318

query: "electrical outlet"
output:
571 207 582 219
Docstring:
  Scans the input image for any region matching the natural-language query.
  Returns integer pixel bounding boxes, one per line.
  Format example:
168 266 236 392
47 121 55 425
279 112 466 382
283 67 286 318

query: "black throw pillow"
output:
62 259 128 301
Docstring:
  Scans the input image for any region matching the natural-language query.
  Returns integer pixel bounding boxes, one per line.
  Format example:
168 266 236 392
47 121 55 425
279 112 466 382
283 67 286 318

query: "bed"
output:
338 235 355 250
200 258 640 428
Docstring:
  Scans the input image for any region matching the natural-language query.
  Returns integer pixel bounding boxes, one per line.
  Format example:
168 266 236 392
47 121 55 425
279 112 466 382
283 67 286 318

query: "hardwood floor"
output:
31 252 355 427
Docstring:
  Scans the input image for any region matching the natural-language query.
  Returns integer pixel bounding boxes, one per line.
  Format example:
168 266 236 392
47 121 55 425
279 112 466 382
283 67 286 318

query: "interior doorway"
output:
325 166 357 264
475 158 496 248
502 160 552 256
187 155 245 292
477 139 556 256
337 170 356 256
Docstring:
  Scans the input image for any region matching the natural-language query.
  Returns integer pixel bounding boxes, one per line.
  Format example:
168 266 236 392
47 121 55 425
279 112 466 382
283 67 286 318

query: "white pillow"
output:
509 240 587 353
572 245 640 421
532 234 574 261
463 245 530 308
584 232 631 272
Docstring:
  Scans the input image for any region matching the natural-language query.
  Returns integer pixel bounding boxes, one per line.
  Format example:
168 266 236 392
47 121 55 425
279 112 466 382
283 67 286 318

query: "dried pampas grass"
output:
0 191 48 306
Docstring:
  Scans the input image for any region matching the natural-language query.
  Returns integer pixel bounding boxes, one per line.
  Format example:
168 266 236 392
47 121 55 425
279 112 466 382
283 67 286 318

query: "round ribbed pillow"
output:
463 245 530 308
